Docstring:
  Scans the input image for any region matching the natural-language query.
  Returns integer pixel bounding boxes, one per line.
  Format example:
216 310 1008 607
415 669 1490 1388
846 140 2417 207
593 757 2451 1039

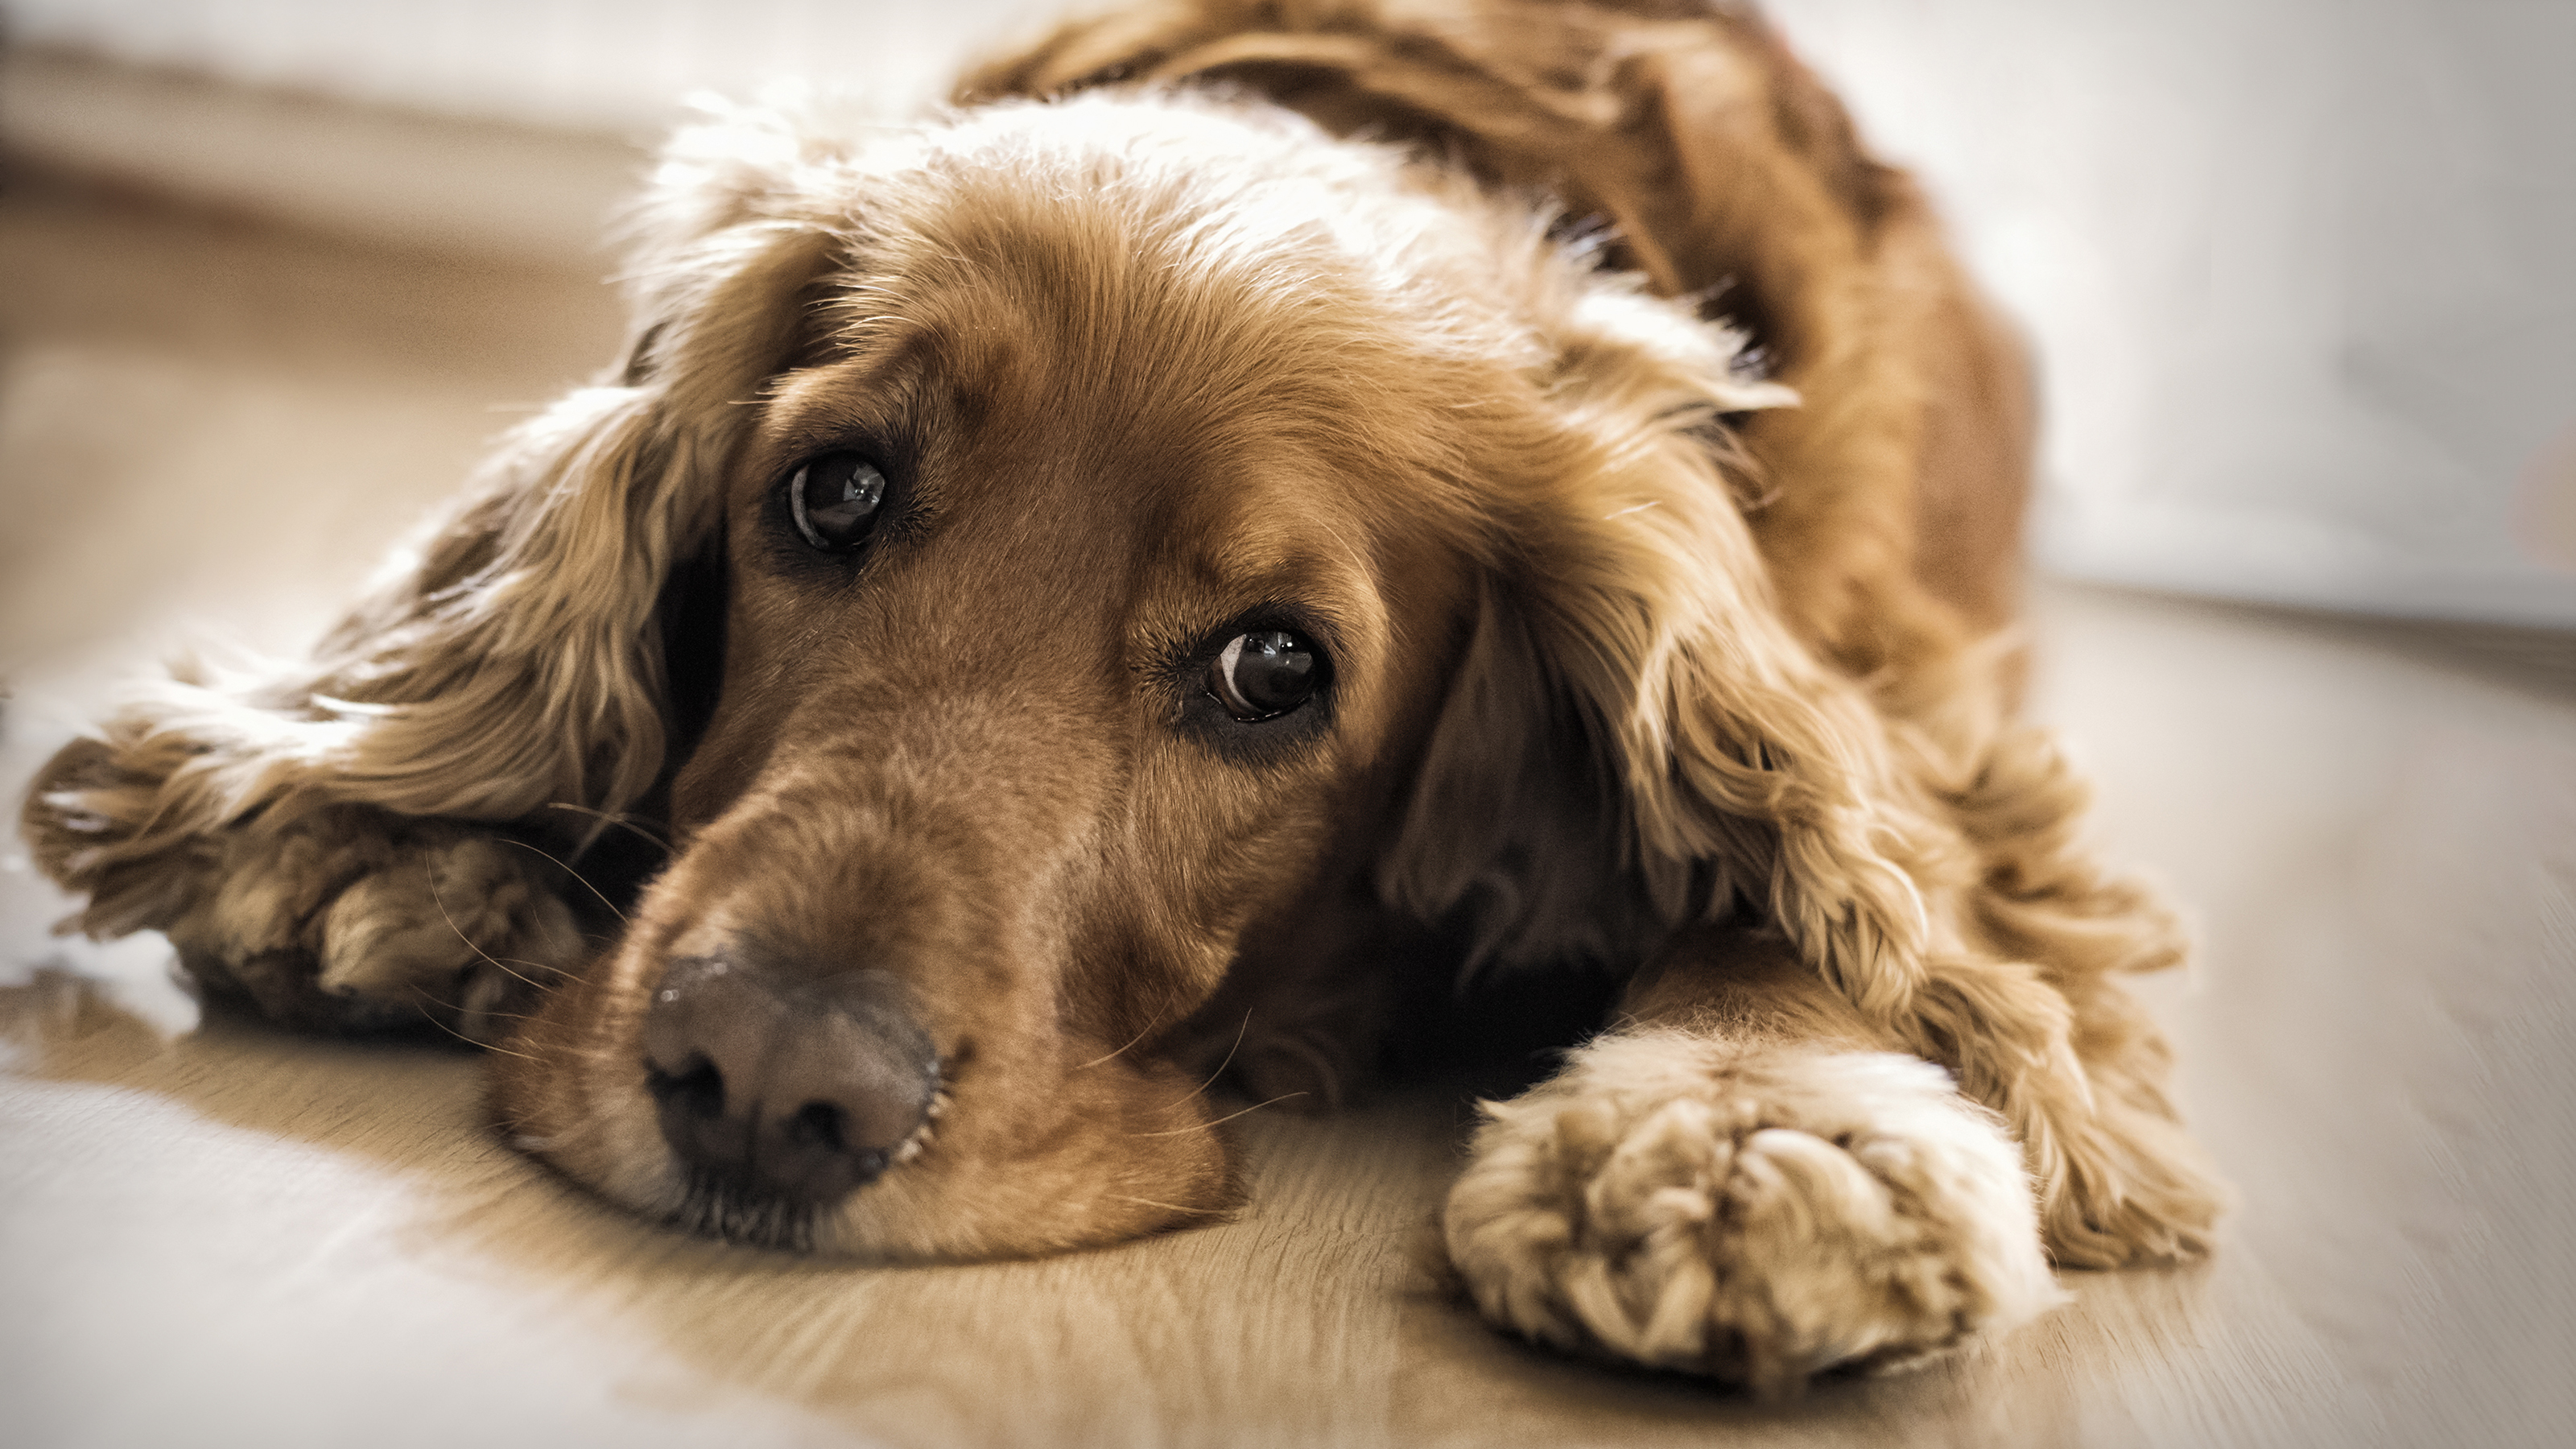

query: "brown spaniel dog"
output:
23 0 2222 1391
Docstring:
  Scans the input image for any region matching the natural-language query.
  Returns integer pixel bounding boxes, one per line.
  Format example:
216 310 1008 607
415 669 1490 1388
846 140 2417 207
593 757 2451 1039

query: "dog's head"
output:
203 91 1951 1256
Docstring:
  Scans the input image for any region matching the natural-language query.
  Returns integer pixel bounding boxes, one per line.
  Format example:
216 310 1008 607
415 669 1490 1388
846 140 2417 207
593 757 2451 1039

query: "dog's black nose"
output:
642 956 938 1204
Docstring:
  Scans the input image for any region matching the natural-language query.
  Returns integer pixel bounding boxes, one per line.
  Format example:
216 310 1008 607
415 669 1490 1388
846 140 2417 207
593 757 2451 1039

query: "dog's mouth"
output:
669 1170 828 1253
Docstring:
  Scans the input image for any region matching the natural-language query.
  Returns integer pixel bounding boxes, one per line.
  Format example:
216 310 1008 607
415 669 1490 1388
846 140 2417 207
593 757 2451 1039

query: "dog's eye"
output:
1208 630 1321 721
786 452 888 551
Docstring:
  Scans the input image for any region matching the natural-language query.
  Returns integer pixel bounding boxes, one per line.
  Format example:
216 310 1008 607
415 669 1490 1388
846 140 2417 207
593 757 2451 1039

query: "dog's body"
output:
23 0 2221 1390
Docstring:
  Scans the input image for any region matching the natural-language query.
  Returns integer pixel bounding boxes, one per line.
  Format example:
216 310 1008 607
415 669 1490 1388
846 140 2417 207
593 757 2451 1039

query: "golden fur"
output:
21 0 2222 1386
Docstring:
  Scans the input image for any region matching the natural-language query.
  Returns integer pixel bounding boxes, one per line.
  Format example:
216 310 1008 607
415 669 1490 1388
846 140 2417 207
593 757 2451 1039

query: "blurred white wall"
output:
7 0 2570 625
1767 0 2576 627
4 0 1054 130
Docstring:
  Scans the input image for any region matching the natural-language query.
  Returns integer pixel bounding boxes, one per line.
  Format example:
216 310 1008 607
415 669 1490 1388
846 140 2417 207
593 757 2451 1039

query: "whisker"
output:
409 992 545 1026
1156 1009 1252 1111
402 979 548 1030
495 837 630 926
426 866 553 993
1075 1012 1170 1071
542 801 672 856
1133 1091 1308 1137
1104 1193 1228 1217
410 997 544 1062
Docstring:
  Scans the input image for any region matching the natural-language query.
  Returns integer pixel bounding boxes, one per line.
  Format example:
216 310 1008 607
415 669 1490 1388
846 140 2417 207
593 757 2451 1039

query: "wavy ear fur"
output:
1378 326 1941 1018
22 105 854 939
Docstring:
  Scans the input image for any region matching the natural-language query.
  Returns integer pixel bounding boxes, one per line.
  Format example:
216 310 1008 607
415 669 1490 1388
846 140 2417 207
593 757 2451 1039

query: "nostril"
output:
775 1097 895 1191
646 1055 725 1120
785 1100 846 1153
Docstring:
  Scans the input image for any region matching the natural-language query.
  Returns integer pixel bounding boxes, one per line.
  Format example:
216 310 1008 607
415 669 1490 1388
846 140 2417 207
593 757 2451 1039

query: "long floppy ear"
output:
1378 340 1950 1019
22 105 852 939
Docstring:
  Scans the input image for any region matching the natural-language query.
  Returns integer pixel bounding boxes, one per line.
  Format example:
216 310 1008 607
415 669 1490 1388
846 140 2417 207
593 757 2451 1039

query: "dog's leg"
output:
171 810 585 1042
1443 929 2062 1392
27 738 585 1042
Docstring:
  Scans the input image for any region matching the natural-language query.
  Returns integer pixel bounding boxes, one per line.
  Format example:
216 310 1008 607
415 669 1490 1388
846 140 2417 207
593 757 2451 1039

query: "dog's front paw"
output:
1444 1032 2062 1392
163 809 585 1042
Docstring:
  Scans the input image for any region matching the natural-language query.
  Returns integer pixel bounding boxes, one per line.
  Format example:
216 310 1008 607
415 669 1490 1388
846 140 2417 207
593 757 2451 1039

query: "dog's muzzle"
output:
641 952 939 1207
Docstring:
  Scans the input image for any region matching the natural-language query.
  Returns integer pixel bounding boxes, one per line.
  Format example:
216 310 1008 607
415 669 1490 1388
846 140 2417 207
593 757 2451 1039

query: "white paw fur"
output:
1445 1030 2063 1390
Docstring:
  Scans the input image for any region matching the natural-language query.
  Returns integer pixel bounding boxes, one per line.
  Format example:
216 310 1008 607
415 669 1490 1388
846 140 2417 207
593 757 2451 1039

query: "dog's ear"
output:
1378 323 1946 1018
22 106 851 937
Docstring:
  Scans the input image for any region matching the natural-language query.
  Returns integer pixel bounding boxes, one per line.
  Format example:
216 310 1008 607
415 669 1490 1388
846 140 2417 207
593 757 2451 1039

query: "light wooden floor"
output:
2 178 2570 1449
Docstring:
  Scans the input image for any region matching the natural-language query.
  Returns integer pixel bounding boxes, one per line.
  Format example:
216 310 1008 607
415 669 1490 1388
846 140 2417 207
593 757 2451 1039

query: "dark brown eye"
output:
1208 630 1320 721
786 452 888 551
